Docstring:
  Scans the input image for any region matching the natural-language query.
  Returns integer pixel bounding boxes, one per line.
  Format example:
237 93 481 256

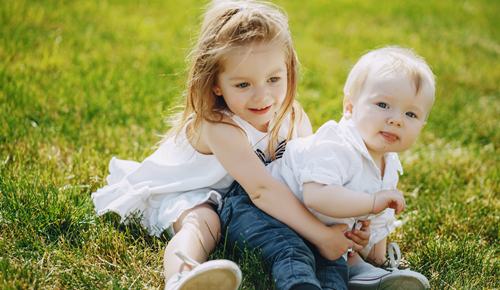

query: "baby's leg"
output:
346 238 387 267
163 203 221 281
366 238 387 266
348 239 430 290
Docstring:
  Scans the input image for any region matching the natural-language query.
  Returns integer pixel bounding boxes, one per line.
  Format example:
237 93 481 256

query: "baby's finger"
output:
359 220 371 230
345 231 368 247
400 197 406 213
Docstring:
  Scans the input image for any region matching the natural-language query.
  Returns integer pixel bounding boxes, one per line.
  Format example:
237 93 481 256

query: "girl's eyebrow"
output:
268 68 286 75
228 68 285 81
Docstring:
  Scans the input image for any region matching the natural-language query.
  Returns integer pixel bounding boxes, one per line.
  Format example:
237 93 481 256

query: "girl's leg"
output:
220 191 321 290
164 203 221 281
314 247 348 290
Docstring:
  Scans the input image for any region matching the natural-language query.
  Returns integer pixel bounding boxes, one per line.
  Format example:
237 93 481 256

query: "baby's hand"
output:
372 189 405 214
345 220 371 250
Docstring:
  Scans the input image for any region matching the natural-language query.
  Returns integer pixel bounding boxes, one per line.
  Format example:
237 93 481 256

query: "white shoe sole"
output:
178 260 242 290
349 270 430 290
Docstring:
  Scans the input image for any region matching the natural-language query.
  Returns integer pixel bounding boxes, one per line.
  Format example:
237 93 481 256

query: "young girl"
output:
266 46 435 289
92 1 360 289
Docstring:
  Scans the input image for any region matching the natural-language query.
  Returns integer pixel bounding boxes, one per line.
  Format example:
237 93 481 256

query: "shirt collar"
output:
338 117 403 176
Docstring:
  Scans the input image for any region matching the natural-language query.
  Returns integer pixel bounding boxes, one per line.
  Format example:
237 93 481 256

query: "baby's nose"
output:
388 117 402 127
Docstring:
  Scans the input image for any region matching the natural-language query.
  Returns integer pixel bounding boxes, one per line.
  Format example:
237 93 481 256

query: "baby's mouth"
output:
380 131 399 143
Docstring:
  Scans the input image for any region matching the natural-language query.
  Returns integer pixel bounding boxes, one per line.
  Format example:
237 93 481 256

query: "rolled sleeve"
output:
294 140 358 188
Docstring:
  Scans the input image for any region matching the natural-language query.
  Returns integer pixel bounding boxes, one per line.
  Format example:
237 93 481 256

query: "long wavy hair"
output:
166 0 301 159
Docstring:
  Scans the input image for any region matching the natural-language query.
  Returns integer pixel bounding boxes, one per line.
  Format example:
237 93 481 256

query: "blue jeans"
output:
219 183 348 290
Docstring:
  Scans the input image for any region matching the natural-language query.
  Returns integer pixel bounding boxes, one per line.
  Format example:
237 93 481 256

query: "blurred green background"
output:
1 0 498 289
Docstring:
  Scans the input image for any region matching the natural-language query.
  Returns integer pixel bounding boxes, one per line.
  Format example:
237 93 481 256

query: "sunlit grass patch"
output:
1 0 498 289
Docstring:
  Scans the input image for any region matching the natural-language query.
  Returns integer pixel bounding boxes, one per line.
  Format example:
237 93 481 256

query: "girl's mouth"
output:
249 105 272 115
380 131 399 143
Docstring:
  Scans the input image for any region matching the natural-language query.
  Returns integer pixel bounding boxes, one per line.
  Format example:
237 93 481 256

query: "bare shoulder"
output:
196 115 247 153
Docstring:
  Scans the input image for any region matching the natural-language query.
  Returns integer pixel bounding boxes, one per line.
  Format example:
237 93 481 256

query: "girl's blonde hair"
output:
343 46 436 117
168 0 300 159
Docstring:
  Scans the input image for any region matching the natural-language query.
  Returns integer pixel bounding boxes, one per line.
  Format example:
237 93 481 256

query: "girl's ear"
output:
213 85 222 96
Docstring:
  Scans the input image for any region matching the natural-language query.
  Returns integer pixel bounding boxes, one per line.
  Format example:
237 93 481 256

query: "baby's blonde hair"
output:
169 0 300 159
343 46 436 117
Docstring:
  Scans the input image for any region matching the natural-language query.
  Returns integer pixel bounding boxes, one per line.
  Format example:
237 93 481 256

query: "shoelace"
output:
386 242 402 269
174 251 201 268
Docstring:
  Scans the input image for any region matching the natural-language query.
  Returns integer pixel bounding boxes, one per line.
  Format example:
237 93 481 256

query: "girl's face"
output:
213 42 288 132
346 71 434 162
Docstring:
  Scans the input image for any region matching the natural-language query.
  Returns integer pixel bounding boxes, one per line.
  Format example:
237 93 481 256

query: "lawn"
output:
1 0 498 289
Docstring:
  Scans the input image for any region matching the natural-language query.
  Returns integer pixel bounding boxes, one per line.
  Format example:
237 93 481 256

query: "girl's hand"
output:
315 224 354 260
345 220 371 249
372 189 405 214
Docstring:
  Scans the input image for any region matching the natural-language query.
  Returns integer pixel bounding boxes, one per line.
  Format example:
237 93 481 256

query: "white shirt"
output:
268 117 403 252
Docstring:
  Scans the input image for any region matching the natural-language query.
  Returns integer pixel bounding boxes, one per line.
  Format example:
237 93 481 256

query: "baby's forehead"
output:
364 70 435 109
364 69 415 93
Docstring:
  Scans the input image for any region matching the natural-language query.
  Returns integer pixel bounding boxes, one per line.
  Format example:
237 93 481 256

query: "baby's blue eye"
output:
235 82 250 89
406 112 418 118
269 76 281 83
376 102 388 109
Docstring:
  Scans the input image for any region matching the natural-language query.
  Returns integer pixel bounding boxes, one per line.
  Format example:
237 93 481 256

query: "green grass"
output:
1 0 498 289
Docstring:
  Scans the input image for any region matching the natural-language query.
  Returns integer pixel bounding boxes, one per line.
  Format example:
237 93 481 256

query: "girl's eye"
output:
406 112 418 118
268 76 281 83
235 82 250 89
376 102 388 109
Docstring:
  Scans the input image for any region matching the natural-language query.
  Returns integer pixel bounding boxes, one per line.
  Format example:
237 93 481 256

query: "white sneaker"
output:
349 243 430 290
165 251 242 290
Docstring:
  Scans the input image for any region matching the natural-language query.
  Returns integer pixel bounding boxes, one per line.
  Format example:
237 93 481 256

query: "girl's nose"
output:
253 85 269 101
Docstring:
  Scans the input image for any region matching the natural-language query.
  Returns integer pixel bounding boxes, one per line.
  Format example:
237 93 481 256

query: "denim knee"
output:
315 255 348 290
220 192 321 290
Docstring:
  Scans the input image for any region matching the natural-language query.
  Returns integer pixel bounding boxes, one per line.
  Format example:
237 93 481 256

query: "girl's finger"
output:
351 241 364 252
352 229 370 240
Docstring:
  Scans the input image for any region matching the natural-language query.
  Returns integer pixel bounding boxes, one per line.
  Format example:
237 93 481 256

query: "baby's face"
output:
347 71 434 161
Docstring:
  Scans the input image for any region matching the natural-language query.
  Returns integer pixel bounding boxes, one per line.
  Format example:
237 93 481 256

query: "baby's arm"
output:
302 182 405 218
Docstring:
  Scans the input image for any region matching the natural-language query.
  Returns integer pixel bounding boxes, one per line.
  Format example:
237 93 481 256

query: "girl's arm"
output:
201 119 354 260
302 183 406 218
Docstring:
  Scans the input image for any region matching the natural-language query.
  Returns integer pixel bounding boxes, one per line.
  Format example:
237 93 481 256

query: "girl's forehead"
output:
219 42 287 73
222 41 285 60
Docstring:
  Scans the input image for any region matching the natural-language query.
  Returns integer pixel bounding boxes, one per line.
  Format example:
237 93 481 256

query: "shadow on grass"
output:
99 211 169 245
212 231 275 290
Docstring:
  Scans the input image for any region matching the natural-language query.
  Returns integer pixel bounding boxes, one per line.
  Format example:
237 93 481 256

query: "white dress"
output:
92 114 296 237
268 117 403 254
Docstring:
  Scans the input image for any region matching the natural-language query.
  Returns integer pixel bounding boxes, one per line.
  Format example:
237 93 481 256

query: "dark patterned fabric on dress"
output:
255 140 287 165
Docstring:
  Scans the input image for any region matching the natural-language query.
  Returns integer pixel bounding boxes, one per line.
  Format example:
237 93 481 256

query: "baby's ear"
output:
343 99 353 118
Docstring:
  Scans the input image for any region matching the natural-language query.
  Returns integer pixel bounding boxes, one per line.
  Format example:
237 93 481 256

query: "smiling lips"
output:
249 105 272 115
380 131 399 143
